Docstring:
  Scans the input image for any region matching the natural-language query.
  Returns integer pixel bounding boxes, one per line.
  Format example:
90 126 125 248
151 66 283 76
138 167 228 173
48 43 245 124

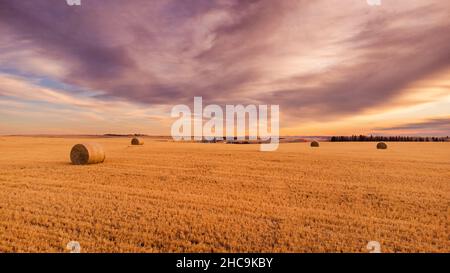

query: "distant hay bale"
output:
225 140 250 144
131 137 144 145
377 142 388 149
311 141 320 147
70 143 105 165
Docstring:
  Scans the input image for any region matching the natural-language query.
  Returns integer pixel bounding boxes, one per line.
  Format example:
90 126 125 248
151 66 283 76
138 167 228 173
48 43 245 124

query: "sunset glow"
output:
1 0 449 136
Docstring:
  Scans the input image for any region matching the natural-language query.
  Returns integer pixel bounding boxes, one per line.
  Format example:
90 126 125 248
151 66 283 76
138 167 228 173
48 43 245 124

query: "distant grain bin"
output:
70 143 105 165
377 142 388 149
311 141 320 147
131 137 144 145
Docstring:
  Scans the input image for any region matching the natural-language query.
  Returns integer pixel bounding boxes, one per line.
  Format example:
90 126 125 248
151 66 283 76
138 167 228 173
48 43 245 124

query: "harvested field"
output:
0 136 449 253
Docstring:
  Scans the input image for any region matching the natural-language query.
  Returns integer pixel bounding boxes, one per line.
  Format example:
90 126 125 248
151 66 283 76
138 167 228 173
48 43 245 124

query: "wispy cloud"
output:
374 117 450 133
0 0 449 134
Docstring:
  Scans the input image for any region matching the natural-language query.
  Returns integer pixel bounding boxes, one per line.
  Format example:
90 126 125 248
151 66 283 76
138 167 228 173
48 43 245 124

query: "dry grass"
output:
0 136 449 253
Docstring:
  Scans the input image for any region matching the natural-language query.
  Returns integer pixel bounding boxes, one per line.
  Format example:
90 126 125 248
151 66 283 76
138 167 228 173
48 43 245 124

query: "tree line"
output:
330 135 449 142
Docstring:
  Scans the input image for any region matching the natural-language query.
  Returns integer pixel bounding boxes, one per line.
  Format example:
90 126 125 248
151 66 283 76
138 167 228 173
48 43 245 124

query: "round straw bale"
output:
377 142 388 149
70 143 105 165
131 137 144 145
310 141 320 147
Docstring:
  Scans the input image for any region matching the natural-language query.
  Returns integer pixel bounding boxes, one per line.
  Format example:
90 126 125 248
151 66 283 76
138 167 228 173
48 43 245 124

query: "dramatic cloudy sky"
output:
0 0 449 135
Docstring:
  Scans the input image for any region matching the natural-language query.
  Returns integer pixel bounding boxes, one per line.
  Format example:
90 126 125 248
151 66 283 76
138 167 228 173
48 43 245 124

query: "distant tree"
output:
329 135 447 142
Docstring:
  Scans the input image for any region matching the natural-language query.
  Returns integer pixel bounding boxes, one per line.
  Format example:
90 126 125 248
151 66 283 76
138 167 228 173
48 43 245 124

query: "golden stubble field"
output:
0 136 449 253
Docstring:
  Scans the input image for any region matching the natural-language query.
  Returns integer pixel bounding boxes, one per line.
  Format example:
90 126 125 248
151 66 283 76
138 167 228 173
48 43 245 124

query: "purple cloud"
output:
0 0 449 125
374 117 450 133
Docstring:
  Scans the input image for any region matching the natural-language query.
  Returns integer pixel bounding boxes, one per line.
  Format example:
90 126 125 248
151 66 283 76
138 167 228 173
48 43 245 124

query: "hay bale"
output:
377 142 387 149
131 137 144 145
310 141 320 147
70 143 105 165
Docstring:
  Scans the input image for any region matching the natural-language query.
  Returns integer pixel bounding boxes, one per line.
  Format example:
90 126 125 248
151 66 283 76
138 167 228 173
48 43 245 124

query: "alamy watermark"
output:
66 241 81 253
171 97 280 151
64 240 381 253
366 241 382 253
66 0 379 7
367 0 381 6
66 0 81 6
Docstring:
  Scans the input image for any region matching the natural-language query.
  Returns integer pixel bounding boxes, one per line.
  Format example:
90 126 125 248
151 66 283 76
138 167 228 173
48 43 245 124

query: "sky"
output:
0 0 449 136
